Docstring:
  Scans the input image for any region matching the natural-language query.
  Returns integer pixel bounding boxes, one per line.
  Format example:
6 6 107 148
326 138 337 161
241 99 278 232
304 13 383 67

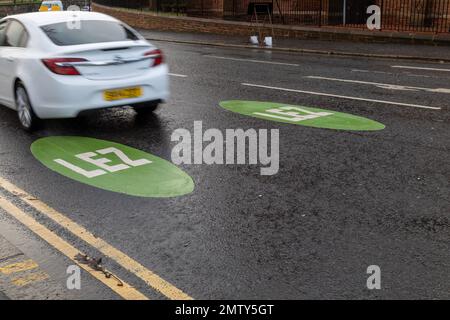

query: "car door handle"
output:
5 57 14 62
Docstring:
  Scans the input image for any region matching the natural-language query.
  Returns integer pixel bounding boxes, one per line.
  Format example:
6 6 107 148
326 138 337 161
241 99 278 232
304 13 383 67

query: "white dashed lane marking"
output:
169 73 188 78
306 76 450 94
241 83 441 110
205 55 300 67
392 65 450 72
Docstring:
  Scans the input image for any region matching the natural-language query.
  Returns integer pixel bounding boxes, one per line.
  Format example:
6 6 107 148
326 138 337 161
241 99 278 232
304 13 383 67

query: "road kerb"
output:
0 196 148 300
0 176 193 300
145 37 450 63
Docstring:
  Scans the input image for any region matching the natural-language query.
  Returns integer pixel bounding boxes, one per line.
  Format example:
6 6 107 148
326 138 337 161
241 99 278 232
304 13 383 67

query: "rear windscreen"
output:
41 20 139 46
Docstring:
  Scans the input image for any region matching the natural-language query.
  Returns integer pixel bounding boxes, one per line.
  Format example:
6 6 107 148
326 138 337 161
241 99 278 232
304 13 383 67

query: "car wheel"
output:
133 102 159 115
16 84 40 131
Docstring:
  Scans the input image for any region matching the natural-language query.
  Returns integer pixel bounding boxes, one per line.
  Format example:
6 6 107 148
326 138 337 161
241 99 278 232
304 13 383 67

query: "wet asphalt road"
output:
0 40 449 299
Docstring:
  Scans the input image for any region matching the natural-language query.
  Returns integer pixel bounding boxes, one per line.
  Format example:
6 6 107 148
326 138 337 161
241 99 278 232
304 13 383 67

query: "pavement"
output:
0 211 120 300
0 290 8 300
139 29 450 62
0 34 449 299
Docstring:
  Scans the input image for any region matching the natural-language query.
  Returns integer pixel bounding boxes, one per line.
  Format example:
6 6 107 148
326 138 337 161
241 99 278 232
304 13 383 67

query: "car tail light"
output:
42 58 87 75
144 49 164 67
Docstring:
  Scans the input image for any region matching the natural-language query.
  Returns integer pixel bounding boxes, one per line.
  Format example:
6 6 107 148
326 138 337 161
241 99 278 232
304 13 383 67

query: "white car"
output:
0 12 169 130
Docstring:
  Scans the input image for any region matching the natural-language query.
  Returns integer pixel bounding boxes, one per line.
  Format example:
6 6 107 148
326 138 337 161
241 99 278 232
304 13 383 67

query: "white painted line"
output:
306 76 450 94
392 65 450 72
352 69 434 79
205 55 300 67
241 83 441 110
169 73 188 78
405 73 433 79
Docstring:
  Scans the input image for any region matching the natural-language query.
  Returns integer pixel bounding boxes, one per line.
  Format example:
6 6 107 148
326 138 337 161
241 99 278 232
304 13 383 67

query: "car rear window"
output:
40 20 139 46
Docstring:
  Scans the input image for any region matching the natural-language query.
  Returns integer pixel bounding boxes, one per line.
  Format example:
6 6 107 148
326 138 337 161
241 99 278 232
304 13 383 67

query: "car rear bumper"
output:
28 64 169 119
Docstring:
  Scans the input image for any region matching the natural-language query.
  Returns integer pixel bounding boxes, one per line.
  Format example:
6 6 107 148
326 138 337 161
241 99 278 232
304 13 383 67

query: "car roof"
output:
5 11 117 27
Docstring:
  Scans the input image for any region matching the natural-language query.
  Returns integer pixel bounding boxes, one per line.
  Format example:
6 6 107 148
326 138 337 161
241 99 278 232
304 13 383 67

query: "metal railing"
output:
379 0 450 33
94 0 450 33
321 0 450 33
0 1 41 17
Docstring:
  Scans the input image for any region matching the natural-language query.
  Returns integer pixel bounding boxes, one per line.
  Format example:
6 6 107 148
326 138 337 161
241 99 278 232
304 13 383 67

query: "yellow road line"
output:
11 271 49 287
0 196 148 300
0 259 38 275
0 176 193 300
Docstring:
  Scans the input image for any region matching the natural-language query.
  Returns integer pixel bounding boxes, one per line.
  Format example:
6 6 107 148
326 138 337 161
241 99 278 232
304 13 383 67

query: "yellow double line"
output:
0 176 193 300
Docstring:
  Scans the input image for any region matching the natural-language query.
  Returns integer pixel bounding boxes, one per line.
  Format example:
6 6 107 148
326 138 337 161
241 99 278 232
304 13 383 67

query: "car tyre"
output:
133 102 159 115
15 83 40 131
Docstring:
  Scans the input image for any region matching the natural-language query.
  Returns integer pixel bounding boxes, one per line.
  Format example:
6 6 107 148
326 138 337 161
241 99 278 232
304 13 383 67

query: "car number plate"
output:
103 87 142 101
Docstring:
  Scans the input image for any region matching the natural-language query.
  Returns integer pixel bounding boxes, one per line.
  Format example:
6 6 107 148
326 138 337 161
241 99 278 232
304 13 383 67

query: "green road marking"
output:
220 100 385 131
31 136 194 198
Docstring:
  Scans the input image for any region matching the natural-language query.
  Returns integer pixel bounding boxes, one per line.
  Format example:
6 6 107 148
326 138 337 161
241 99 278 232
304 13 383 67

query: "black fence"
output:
219 0 450 33
379 0 450 33
0 2 41 17
94 0 450 33
324 0 450 33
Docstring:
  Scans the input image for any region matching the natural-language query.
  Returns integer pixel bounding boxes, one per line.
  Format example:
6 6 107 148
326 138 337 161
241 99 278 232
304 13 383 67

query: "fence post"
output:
319 0 322 27
343 0 346 26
